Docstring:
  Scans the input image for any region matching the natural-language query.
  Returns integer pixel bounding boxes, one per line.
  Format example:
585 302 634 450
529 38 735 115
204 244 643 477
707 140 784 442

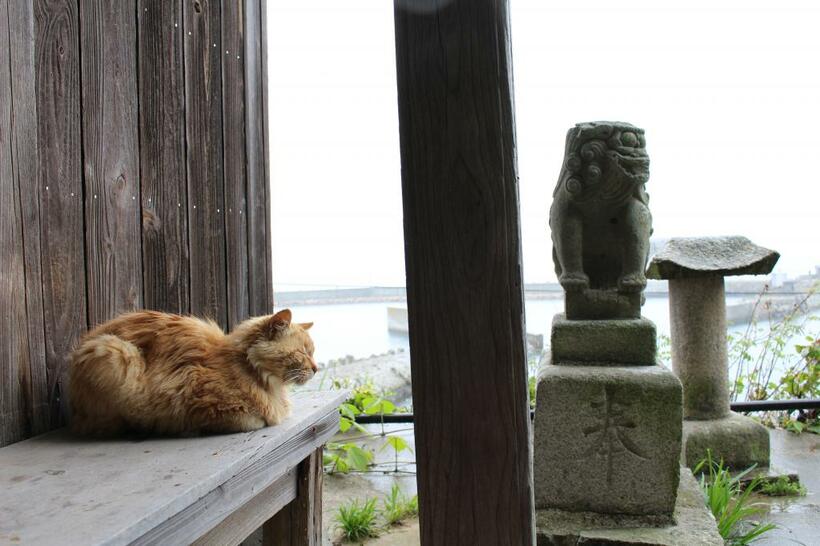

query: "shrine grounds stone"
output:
534 359 682 517
534 122 719 543
550 314 656 365
536 470 723 546
682 413 770 470
647 235 779 469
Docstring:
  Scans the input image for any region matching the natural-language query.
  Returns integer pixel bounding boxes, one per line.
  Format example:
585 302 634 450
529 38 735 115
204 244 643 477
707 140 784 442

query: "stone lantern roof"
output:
646 236 779 280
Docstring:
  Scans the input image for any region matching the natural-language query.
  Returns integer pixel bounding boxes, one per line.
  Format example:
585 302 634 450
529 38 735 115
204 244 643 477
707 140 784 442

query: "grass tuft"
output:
382 484 419 526
757 476 807 497
695 451 776 546
335 498 379 542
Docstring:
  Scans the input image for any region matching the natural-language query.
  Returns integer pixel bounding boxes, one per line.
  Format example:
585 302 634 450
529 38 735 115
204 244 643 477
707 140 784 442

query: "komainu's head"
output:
557 121 649 202
235 309 318 385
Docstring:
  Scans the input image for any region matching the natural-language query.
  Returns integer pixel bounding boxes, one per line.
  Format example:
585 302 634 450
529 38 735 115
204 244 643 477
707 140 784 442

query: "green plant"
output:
695 451 775 545
381 435 413 473
757 476 807 497
335 498 379 542
324 442 373 474
382 484 419 526
528 375 537 409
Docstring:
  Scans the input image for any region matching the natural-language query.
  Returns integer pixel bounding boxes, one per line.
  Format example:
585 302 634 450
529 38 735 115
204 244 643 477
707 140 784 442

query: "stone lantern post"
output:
647 236 779 469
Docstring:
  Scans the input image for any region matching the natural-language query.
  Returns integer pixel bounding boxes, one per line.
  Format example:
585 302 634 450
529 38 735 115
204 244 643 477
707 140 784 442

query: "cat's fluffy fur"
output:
68 309 316 436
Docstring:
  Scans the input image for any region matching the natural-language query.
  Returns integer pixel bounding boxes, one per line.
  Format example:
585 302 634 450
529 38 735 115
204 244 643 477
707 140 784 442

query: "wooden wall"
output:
0 0 272 447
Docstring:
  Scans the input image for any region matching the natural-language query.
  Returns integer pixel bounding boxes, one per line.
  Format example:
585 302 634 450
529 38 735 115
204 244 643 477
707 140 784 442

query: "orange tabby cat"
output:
68 309 317 436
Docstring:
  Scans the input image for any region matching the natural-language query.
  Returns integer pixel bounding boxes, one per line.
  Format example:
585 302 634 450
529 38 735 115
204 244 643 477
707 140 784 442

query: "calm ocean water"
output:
287 295 754 365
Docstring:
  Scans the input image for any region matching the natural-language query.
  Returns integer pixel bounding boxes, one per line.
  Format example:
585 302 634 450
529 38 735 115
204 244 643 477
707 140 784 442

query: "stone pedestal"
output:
551 314 656 365
648 236 779 470
534 361 682 517
536 470 723 546
682 413 770 470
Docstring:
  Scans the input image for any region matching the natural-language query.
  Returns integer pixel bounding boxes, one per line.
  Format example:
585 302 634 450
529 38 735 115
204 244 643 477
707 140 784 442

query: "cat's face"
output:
246 309 318 385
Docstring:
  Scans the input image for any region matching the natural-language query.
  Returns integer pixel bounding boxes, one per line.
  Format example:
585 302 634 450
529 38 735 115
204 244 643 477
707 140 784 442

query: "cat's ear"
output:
298 322 313 330
265 309 292 338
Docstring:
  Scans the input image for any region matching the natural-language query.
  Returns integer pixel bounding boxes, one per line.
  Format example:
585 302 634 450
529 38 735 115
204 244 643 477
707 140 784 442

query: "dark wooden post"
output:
393 0 534 544
263 448 323 546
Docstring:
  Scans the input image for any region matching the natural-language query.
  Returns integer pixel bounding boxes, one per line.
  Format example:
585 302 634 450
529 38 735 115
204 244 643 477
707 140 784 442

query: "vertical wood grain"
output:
0 0 30 446
221 0 249 328
35 0 86 424
184 0 228 327
244 0 272 316
4 0 50 441
263 449 323 546
394 1 534 544
138 0 191 315
259 0 272 309
80 0 143 327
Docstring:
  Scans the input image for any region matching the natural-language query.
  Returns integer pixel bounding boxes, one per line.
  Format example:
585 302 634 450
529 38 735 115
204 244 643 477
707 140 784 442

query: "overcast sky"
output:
267 0 820 290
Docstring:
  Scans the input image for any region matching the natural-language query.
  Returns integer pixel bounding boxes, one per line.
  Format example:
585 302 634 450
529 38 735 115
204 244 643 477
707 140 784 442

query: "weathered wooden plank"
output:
184 0 228 328
263 448 323 546
0 391 345 546
221 0 250 328
138 0 191 315
193 469 296 546
244 0 272 315
393 1 534 544
259 0 272 308
4 0 50 441
34 0 86 424
0 0 30 446
80 0 143 327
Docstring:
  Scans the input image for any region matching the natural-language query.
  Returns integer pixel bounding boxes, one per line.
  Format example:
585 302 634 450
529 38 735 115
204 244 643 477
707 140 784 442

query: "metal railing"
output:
352 399 820 425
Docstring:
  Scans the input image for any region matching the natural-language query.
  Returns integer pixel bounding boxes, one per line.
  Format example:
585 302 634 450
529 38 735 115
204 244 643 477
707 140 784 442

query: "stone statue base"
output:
534 316 683 519
536 470 723 546
565 289 643 320
551 314 656 365
534 362 682 516
682 412 770 470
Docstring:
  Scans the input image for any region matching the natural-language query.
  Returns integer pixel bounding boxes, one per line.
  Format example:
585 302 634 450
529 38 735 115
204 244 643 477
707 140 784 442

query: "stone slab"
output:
551 314 656 366
646 236 779 280
565 290 643 320
534 363 682 515
536 469 723 545
681 412 770 470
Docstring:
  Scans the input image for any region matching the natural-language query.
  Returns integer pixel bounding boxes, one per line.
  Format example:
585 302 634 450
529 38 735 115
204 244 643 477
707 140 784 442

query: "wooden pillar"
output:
393 0 534 544
262 448 323 546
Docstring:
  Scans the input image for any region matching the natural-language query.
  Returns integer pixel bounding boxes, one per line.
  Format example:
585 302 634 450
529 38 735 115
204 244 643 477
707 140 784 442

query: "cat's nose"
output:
310 359 319 373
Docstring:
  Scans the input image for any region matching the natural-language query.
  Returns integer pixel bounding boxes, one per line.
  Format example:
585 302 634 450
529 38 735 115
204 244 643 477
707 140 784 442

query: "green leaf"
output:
344 444 372 471
364 397 396 415
381 435 412 454
340 403 359 420
339 416 353 433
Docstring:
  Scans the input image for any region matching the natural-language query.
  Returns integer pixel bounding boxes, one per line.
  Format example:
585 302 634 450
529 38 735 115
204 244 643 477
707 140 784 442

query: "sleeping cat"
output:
68 309 316 436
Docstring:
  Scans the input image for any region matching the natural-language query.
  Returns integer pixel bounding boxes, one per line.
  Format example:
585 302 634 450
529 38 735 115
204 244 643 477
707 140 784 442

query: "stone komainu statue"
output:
550 121 652 297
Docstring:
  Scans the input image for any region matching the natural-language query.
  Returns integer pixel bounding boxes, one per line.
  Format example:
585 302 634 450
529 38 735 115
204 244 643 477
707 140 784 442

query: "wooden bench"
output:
0 391 345 546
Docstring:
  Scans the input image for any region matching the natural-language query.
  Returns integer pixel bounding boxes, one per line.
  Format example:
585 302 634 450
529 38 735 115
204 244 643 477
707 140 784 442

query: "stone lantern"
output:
647 236 779 469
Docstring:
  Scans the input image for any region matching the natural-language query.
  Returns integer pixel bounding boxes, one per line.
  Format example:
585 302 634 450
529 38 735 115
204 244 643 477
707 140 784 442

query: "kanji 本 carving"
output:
583 385 648 485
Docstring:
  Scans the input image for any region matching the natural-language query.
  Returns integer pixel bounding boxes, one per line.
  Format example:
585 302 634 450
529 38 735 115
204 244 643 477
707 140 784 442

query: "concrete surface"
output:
754 428 820 546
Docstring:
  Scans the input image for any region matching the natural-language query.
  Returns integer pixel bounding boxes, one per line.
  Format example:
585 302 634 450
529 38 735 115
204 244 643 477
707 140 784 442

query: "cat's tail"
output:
69 334 145 436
